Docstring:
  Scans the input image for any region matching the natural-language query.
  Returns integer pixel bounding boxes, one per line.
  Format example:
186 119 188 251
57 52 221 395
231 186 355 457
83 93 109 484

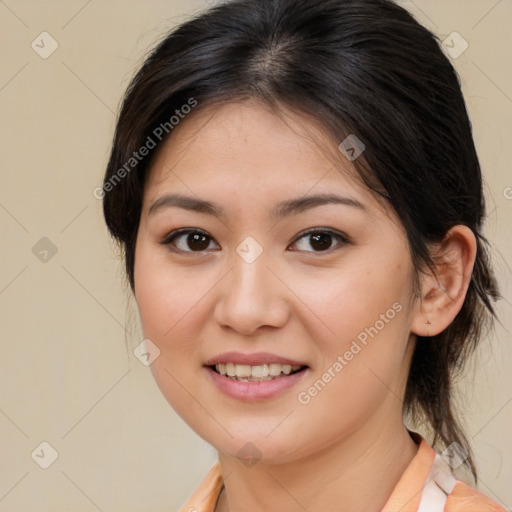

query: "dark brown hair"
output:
102 0 500 480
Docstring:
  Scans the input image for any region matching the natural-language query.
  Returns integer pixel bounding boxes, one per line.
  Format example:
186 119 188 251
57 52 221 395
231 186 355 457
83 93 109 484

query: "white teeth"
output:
214 363 302 381
235 364 252 377
251 364 269 378
269 363 282 376
282 364 292 375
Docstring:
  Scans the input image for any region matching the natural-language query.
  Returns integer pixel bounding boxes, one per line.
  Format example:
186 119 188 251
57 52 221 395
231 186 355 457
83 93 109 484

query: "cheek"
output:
290 256 413 350
291 256 414 410
133 241 221 395
134 242 205 343
133 245 208 418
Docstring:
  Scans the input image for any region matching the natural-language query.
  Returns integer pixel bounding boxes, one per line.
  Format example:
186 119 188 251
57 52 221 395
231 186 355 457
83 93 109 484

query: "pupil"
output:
311 233 331 251
188 233 209 251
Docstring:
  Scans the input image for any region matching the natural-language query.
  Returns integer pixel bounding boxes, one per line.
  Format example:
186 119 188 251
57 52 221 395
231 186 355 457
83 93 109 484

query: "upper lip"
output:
204 351 308 367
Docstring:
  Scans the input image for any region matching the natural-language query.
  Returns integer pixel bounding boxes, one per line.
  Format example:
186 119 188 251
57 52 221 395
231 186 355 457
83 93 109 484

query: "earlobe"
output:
411 225 477 337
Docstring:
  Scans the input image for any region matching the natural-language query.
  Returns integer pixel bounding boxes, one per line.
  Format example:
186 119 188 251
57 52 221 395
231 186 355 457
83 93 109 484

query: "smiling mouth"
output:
209 363 308 382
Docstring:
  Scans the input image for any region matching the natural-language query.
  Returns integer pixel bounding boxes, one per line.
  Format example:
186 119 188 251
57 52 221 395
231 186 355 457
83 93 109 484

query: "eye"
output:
160 229 219 253
160 228 349 254
289 229 349 253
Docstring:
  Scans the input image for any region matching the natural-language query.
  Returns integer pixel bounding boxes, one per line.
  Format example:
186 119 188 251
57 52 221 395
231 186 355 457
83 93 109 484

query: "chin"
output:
202 425 308 465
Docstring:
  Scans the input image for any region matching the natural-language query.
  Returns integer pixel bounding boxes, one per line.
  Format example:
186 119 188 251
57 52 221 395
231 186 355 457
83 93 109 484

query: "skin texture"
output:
133 100 477 512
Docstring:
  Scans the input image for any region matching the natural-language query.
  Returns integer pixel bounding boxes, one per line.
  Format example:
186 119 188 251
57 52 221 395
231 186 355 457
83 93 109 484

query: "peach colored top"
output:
178 437 506 512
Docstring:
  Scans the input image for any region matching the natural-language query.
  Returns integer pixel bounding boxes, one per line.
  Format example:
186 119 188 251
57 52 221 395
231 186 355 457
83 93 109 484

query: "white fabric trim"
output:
417 454 457 512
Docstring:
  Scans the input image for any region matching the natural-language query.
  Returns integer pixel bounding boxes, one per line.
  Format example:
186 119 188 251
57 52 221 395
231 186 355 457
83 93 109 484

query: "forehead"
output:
142 99 388 219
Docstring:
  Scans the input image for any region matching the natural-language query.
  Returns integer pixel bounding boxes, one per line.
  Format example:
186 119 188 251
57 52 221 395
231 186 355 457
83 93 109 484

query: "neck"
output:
215 418 419 512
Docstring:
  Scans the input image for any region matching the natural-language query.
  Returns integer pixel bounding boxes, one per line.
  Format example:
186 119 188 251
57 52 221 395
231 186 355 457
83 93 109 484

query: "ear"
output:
411 225 477 337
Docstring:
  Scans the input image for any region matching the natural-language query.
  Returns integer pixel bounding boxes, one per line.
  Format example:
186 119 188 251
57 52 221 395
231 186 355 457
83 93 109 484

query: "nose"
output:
213 247 290 336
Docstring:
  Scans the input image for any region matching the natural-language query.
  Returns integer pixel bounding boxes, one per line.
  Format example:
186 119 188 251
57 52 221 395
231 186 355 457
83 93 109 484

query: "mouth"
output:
203 352 310 400
208 363 308 382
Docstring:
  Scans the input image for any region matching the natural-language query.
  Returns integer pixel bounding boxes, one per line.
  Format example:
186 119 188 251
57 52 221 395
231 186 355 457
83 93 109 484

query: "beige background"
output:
0 0 510 510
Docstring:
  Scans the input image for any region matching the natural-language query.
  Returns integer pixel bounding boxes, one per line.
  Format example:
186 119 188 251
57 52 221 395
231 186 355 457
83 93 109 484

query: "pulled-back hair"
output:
102 0 500 480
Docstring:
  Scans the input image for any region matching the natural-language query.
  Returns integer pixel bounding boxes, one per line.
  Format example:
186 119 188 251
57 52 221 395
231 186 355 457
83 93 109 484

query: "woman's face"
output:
134 100 419 463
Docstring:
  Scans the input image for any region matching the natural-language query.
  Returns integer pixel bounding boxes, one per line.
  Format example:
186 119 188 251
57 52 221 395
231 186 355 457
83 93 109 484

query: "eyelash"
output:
160 228 350 255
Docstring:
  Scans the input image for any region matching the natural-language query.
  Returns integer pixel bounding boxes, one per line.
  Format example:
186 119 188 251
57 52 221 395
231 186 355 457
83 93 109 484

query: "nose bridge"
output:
230 237 273 305
214 236 288 333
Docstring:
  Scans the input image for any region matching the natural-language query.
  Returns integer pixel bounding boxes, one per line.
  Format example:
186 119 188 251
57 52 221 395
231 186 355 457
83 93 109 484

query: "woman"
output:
101 0 505 510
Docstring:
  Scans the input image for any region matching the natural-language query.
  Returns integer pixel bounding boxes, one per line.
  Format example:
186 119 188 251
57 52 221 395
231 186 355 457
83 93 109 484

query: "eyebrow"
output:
148 192 366 220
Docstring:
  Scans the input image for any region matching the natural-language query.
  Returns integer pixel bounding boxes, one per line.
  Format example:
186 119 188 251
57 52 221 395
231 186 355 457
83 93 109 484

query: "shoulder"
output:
445 479 507 512
383 434 507 512
177 462 223 512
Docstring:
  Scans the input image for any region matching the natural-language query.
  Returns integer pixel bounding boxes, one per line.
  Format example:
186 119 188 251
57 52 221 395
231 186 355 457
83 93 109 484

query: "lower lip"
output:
204 366 309 402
